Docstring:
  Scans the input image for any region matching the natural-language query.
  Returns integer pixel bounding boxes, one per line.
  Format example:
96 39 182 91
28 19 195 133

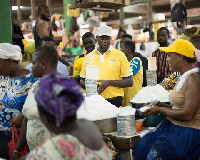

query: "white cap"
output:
96 25 112 37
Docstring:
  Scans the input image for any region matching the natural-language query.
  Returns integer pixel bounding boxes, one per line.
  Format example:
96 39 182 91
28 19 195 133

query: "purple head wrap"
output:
35 72 84 126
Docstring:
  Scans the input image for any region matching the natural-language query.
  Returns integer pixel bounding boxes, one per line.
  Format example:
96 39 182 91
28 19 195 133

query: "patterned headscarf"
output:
0 43 22 62
35 72 84 126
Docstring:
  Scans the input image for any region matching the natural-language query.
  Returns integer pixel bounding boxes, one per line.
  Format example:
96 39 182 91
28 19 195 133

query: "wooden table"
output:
103 132 140 151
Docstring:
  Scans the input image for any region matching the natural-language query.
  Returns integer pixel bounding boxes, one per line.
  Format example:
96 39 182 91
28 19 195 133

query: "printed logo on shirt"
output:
109 59 115 63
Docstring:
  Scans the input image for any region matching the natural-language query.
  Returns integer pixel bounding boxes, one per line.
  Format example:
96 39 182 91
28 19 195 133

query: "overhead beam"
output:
130 0 158 5
154 1 200 13
102 12 146 21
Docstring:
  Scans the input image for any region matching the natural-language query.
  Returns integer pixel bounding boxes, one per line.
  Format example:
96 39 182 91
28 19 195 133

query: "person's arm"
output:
10 114 24 127
36 21 50 38
62 41 71 52
80 77 86 89
11 117 28 160
144 73 200 121
37 21 62 44
182 27 197 38
97 76 133 94
155 101 173 108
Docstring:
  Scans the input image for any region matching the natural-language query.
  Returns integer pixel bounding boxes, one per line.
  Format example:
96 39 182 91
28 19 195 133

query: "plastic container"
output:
142 114 166 127
135 118 146 132
117 115 136 136
131 102 168 127
85 79 98 97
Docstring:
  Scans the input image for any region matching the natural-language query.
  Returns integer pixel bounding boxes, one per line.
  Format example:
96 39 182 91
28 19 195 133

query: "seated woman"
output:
135 39 200 160
25 72 112 159
0 43 37 159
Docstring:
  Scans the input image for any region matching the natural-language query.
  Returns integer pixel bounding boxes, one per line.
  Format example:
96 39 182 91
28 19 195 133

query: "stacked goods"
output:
77 95 120 133
130 85 169 127
77 95 120 121
130 84 169 104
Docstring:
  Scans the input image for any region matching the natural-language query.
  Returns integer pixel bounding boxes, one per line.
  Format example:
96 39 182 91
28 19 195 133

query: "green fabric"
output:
70 47 83 55
0 0 12 43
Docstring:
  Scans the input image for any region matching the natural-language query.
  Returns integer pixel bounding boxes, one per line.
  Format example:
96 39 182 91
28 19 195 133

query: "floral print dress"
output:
26 134 112 160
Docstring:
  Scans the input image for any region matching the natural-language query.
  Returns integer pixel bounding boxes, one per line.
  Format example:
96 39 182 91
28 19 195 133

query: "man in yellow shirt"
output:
73 32 96 82
80 25 133 107
121 41 143 106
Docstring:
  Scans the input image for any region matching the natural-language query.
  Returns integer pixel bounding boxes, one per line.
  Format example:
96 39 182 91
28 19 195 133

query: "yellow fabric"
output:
159 39 195 58
73 53 86 77
67 4 80 17
80 48 132 99
122 57 143 106
22 39 31 46
55 14 63 20
24 41 35 61
178 27 200 41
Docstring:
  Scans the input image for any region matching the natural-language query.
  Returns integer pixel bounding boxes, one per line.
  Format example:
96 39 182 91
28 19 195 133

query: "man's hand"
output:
10 114 24 127
97 80 109 94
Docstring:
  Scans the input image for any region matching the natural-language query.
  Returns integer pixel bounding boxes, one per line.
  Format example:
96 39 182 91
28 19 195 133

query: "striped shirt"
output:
152 49 171 78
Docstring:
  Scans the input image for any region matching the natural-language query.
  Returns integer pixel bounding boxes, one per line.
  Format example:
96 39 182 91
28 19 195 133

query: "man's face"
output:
97 35 111 52
41 7 51 21
157 30 169 46
83 37 96 53
120 44 129 58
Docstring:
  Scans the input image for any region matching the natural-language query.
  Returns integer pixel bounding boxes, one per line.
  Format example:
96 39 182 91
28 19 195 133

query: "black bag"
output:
171 2 187 22
134 52 148 87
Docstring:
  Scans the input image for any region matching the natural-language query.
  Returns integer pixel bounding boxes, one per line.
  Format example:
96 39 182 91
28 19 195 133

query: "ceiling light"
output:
138 16 142 19
12 6 22 10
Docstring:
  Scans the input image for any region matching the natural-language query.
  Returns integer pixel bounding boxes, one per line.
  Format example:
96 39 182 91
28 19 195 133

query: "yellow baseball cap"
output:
159 39 195 58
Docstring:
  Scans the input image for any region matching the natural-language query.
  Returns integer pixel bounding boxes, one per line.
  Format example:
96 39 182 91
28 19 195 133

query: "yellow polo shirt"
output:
80 46 132 99
122 57 143 106
73 52 87 77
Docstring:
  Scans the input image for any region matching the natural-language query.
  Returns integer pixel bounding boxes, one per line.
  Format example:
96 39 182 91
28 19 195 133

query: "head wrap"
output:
35 72 84 126
0 43 22 62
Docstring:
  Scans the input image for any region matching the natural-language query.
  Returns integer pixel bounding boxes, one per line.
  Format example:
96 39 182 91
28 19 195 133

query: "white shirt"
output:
25 61 69 77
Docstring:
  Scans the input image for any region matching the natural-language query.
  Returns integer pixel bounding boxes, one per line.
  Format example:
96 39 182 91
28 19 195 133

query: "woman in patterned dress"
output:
0 43 37 159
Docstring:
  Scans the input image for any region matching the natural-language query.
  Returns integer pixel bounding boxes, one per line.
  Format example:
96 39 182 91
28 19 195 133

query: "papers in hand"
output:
138 100 158 112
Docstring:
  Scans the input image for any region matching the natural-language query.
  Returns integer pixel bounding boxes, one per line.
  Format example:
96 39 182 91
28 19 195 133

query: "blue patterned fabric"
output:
135 120 200 160
0 73 37 134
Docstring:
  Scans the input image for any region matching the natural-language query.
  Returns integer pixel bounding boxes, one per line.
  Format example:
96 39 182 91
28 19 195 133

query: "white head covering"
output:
96 25 112 37
0 43 22 62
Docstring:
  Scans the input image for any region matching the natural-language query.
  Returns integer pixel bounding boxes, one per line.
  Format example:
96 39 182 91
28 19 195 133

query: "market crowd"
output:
0 4 199 160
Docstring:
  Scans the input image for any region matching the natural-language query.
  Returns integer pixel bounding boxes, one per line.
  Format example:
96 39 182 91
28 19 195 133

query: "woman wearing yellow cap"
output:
135 39 200 160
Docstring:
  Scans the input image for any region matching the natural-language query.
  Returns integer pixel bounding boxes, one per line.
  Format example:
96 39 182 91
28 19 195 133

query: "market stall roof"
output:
11 0 200 29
